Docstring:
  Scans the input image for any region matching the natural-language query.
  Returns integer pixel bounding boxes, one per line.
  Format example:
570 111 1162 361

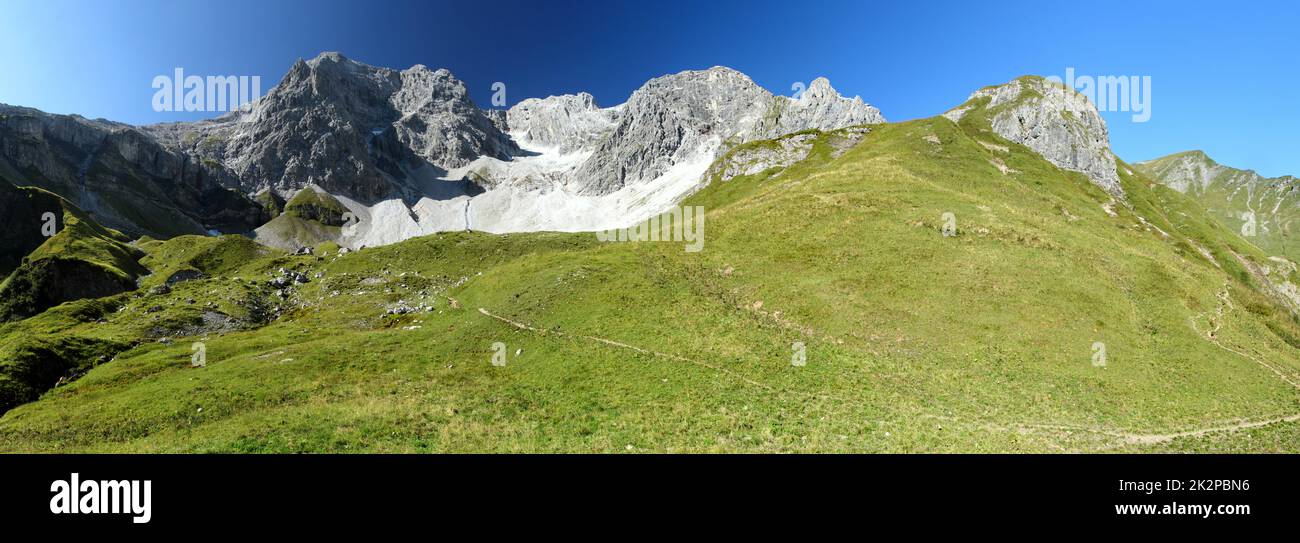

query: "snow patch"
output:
334 136 721 248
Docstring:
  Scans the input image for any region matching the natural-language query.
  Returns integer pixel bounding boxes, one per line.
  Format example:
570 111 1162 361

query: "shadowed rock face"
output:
0 331 132 416
0 256 137 322
945 77 1123 199
0 188 148 323
0 180 61 276
0 105 267 239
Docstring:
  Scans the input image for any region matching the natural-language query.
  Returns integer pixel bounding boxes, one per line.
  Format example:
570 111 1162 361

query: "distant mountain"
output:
0 105 267 240
1137 150 1300 261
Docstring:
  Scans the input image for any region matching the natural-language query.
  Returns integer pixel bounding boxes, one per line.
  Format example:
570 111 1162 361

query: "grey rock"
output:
164 269 206 286
707 133 819 183
705 125 873 183
506 92 617 153
945 77 1123 198
144 52 520 202
571 67 884 195
482 109 509 134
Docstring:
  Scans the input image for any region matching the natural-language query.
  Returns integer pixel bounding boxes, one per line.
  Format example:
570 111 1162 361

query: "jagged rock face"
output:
1137 150 1300 261
570 67 884 196
390 65 520 170
506 92 616 153
946 77 1123 198
0 105 265 239
570 68 772 195
774 77 881 137
482 109 509 134
149 53 519 202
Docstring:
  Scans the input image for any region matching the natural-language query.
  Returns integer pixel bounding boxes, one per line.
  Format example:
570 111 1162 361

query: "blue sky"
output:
1 0 1296 176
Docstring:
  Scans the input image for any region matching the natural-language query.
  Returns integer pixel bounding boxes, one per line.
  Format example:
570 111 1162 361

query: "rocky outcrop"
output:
506 92 617 153
571 67 884 195
945 77 1123 198
708 133 820 182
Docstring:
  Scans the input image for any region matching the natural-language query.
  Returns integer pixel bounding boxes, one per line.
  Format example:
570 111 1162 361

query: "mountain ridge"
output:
1137 149 1300 262
2 53 887 249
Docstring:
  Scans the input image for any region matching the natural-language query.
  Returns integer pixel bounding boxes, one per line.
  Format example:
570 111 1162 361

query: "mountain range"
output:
3 53 884 249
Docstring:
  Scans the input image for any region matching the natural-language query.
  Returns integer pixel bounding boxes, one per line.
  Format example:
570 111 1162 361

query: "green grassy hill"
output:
252 188 348 251
0 187 147 322
2 90 1299 452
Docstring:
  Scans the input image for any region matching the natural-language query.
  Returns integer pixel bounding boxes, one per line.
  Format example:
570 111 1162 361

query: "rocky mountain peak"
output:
308 51 349 64
9 54 892 246
569 67 884 195
945 76 1123 198
153 54 519 202
1137 150 1297 196
803 77 839 100
776 75 881 138
505 92 613 153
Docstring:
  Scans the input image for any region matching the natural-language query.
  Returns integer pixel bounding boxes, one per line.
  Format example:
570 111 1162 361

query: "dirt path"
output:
478 304 1300 449
1191 283 1300 390
1118 413 1300 445
478 307 775 391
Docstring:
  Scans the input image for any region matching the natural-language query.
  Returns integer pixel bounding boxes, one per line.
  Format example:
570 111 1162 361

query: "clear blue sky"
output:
1 0 1296 176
